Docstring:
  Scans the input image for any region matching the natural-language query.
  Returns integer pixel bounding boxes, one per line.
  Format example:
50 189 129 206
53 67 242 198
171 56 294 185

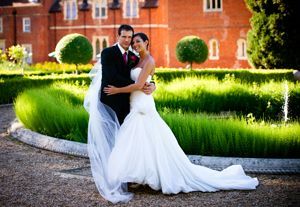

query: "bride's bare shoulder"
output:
147 56 155 67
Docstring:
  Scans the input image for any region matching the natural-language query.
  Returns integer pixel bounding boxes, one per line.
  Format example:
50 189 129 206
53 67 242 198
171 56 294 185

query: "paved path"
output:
0 105 300 206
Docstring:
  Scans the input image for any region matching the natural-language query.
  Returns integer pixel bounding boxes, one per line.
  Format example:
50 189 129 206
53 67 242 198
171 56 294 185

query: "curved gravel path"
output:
0 105 300 206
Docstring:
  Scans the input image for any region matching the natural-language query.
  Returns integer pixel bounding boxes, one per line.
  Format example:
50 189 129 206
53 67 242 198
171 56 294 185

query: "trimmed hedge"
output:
0 74 90 104
1 69 299 120
154 69 295 84
15 83 88 142
154 77 300 120
14 84 300 158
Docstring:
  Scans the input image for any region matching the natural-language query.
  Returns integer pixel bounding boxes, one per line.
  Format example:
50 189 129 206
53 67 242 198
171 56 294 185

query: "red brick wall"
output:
0 7 15 47
0 4 50 63
167 0 252 68
1 0 253 68
47 0 169 66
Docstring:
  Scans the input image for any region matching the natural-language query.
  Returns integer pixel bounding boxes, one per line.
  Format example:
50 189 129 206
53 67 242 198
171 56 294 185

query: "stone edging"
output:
8 121 300 174
0 103 13 108
9 121 88 158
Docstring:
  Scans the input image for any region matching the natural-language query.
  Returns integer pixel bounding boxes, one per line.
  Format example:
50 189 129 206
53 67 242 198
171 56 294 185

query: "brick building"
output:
0 0 252 68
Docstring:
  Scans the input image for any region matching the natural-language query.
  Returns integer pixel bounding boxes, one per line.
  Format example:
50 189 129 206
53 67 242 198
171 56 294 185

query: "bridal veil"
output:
83 60 133 203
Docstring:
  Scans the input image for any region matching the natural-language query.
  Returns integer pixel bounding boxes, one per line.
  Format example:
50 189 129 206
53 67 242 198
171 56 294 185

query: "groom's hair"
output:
118 24 134 35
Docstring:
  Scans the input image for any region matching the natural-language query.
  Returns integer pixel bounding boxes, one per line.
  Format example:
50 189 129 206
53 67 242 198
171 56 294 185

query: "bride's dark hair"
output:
132 32 149 49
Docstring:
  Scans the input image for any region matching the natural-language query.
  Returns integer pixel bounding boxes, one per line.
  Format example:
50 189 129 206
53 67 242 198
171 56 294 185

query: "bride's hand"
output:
142 82 156 95
104 85 119 95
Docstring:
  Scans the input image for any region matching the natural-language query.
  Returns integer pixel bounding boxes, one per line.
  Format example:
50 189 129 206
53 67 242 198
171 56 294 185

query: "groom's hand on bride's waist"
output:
142 82 156 95
103 85 118 95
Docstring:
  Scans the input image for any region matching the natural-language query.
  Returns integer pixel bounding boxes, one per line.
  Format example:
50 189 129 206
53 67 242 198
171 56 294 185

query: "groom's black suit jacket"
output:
100 45 139 124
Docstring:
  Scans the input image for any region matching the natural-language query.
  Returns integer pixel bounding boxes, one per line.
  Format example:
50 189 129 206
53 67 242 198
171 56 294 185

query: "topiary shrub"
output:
176 36 208 70
55 33 93 73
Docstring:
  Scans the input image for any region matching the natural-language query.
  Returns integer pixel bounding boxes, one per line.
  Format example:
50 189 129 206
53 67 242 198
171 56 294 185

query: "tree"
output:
55 33 93 74
8 45 27 75
176 36 208 70
245 0 300 69
0 49 7 63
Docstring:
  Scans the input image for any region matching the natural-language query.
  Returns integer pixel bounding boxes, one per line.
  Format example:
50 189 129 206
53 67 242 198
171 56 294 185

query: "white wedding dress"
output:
107 67 259 196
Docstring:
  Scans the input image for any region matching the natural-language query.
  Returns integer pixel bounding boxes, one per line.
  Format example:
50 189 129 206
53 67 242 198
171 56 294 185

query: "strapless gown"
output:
107 67 258 194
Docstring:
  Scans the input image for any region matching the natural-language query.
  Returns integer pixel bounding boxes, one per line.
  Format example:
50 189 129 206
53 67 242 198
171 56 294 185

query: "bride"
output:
85 32 258 204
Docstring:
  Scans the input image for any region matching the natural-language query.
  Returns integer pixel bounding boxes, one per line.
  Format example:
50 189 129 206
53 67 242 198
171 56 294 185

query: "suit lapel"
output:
127 51 139 69
114 45 127 67
113 45 129 70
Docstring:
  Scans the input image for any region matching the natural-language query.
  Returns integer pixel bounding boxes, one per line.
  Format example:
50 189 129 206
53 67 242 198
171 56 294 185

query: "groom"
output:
100 24 155 124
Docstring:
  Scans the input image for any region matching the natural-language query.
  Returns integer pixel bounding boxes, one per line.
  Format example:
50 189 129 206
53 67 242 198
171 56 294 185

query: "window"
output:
23 17 31 33
93 36 109 60
132 0 138 17
64 0 78 20
209 39 219 60
102 38 107 49
237 39 247 60
125 0 131 17
0 40 5 51
22 44 32 64
93 0 107 19
123 0 139 18
204 0 222 12
95 39 101 56
0 17 3 33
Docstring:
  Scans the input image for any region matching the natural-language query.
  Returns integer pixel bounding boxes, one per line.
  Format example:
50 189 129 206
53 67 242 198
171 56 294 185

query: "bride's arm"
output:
104 61 155 95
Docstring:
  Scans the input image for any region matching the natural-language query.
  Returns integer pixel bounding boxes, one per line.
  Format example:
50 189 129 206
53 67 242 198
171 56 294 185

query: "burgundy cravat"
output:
123 52 127 64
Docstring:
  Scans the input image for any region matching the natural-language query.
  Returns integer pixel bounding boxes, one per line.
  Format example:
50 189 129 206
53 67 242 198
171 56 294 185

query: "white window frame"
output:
123 0 139 18
0 17 3 33
92 0 108 19
64 0 78 20
22 44 32 64
93 36 109 60
204 0 222 12
0 40 5 51
22 17 31 33
237 39 247 60
209 39 219 60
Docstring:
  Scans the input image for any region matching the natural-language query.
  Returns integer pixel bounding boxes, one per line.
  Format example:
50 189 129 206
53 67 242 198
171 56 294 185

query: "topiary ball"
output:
176 35 208 65
55 33 93 65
